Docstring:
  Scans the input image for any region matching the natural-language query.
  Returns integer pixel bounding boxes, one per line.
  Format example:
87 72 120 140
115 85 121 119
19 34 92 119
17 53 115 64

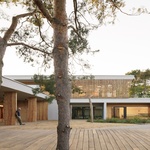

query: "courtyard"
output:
0 120 150 150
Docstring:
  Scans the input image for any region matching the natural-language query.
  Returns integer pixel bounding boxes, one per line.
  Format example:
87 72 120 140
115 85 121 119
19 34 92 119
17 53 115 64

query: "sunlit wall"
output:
71 75 133 99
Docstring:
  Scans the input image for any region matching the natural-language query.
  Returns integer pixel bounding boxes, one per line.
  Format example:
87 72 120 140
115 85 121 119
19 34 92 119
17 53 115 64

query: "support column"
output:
148 105 150 117
124 107 127 119
42 101 48 120
37 101 48 120
103 102 107 120
89 98 93 122
70 105 72 119
3 92 17 125
28 97 37 122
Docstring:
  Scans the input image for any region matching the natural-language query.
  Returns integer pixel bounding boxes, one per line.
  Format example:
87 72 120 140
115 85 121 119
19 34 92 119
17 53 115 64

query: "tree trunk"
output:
0 37 7 85
53 0 71 149
89 97 93 123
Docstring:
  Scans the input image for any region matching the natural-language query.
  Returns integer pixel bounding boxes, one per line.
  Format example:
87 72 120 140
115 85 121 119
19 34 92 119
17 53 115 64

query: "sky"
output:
2 0 150 76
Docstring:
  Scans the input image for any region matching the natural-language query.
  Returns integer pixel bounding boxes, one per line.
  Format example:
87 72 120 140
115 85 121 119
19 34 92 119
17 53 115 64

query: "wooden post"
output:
43 101 48 120
148 105 150 117
37 101 48 120
3 92 17 125
28 97 37 122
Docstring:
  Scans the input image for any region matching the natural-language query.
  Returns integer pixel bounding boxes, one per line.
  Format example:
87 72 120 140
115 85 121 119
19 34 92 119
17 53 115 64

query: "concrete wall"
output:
48 100 58 120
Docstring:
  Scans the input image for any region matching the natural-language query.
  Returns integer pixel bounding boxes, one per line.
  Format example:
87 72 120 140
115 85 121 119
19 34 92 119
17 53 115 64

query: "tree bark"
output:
0 37 7 84
53 0 71 149
0 11 35 85
89 97 93 123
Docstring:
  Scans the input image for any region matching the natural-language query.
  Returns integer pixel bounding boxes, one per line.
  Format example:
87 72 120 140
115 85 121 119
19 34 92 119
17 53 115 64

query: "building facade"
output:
5 75 150 120
71 75 132 119
48 75 150 120
0 76 48 125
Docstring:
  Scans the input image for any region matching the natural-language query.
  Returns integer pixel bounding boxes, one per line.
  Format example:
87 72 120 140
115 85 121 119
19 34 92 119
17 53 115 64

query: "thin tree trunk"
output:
0 37 7 84
0 12 34 85
89 97 93 123
53 0 71 149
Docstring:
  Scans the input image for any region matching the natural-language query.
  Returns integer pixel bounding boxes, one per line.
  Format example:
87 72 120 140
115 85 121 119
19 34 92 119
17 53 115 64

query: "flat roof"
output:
70 98 150 104
74 75 134 80
4 75 33 80
5 75 134 80
1 76 48 101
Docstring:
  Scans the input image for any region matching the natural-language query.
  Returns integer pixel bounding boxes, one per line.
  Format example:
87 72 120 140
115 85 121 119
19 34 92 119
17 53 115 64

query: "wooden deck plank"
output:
76 129 84 150
104 129 120 150
82 129 89 150
109 129 130 150
33 134 57 150
123 129 150 150
120 129 141 149
97 129 107 150
0 123 150 150
69 129 77 147
93 129 101 150
24 131 53 149
69 129 80 150
45 138 57 150
100 130 114 150
88 129 95 149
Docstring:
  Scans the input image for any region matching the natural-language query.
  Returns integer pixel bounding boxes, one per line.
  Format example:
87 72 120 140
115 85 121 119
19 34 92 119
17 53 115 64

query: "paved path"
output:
0 122 150 150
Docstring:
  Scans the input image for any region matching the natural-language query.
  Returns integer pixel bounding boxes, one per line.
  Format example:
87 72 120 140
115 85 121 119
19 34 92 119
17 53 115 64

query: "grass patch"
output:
88 117 150 124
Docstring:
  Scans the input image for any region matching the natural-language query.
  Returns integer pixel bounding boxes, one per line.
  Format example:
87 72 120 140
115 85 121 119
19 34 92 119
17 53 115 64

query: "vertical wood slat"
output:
37 101 48 120
28 97 37 122
37 101 41 120
44 101 48 120
3 92 17 125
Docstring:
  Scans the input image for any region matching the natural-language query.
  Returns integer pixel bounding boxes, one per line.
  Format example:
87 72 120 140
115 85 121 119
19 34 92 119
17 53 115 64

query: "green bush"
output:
90 117 150 124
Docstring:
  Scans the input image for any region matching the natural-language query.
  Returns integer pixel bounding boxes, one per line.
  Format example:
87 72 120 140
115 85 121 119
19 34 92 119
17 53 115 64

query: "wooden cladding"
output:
28 98 37 122
72 79 132 98
3 92 17 125
37 101 48 120
18 100 48 122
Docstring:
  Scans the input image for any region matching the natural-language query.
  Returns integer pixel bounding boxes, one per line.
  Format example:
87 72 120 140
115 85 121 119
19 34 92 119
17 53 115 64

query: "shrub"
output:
91 117 150 124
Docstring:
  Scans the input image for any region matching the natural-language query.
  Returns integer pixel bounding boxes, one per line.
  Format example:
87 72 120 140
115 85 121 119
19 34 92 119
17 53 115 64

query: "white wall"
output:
48 100 58 120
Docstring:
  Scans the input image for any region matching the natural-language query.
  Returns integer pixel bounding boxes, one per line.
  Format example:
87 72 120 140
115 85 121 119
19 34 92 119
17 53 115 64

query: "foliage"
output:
32 74 55 103
0 0 129 72
68 0 126 56
126 69 150 97
91 117 150 124
0 0 149 72
32 74 86 99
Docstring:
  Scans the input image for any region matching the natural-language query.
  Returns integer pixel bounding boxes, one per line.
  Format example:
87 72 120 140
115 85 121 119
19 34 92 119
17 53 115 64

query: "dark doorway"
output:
72 106 102 119
113 106 127 119
72 107 90 119
0 106 3 119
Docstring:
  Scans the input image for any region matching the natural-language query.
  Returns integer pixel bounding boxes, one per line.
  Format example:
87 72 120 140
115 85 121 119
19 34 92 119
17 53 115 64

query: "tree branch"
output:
68 25 83 40
109 0 149 16
3 11 36 42
7 42 52 55
34 14 51 47
73 0 79 30
33 0 54 24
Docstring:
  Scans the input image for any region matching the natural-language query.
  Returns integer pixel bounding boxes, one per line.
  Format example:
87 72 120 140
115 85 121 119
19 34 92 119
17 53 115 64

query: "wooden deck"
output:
0 122 150 150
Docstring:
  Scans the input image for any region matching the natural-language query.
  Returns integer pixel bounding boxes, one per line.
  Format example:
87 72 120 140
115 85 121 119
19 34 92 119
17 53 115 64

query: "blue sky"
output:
2 0 150 75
